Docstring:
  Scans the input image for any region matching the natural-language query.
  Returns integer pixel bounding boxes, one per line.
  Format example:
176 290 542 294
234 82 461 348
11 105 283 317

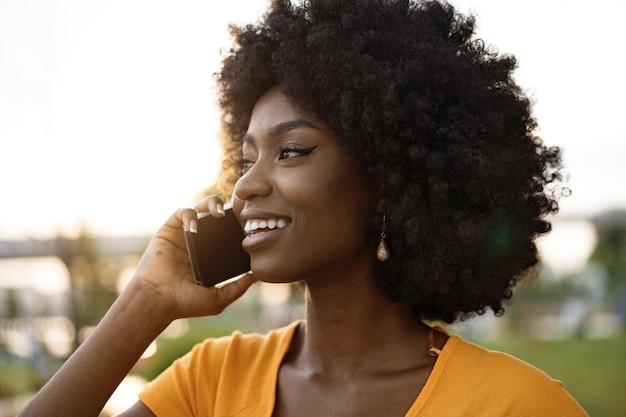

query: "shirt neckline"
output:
404 335 461 415
267 321 459 416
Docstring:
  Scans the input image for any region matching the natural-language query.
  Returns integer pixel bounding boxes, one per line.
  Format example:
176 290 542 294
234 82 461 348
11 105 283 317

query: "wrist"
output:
116 278 176 333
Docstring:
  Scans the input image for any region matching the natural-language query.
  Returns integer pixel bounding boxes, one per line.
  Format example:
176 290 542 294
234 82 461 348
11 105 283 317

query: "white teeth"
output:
244 218 289 234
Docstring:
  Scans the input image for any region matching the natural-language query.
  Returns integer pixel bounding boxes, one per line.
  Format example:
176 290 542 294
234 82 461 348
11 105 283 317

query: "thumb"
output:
206 272 258 314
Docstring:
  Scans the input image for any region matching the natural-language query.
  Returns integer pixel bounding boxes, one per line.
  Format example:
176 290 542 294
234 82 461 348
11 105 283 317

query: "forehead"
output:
246 86 317 136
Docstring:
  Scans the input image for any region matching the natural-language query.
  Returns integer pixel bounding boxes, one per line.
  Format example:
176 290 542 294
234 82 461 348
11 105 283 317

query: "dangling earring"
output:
377 214 390 261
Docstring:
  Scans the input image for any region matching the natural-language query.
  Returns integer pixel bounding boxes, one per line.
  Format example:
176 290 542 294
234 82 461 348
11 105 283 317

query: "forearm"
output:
18 282 171 417
18 204 257 417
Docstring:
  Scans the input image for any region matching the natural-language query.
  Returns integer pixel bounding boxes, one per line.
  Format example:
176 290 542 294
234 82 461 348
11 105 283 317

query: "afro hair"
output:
215 0 563 323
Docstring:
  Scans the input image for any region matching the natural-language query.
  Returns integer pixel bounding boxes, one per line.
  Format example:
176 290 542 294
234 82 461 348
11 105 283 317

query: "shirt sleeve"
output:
138 336 229 417
137 322 299 417
412 336 588 416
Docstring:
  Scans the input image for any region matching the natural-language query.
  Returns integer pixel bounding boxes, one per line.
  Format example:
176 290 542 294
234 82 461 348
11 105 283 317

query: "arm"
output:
18 202 257 417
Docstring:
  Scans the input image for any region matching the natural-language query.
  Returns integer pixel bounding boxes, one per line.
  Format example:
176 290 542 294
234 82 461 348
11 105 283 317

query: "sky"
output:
1 0 625 240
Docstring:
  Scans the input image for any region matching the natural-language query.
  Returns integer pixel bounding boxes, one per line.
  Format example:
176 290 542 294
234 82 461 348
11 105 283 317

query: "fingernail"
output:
189 219 198 233
217 204 225 216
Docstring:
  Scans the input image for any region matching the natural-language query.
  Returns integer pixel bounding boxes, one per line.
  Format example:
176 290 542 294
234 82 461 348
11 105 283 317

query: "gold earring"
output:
377 214 390 261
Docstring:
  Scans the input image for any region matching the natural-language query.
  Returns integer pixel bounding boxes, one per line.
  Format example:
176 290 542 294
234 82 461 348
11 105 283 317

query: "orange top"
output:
139 321 587 416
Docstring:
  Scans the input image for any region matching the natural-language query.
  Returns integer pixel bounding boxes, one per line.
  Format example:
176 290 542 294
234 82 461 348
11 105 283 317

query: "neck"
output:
296 268 431 377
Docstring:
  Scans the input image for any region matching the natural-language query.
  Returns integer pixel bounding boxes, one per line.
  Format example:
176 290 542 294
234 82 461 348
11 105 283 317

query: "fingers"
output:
162 194 226 236
181 208 199 234
193 195 226 217
208 273 258 314
155 208 198 239
136 197 254 320
177 272 258 318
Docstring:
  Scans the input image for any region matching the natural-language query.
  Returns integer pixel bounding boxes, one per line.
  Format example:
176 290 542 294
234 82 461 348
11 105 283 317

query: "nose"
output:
233 160 272 202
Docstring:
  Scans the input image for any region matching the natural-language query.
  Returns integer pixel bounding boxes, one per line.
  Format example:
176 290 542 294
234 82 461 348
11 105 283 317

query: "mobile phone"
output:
184 207 251 287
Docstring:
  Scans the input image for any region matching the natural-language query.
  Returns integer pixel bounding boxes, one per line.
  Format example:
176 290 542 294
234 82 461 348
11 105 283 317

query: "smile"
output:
244 218 289 235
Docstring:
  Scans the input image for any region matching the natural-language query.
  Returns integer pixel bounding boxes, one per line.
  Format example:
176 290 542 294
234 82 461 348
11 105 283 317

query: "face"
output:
232 86 375 284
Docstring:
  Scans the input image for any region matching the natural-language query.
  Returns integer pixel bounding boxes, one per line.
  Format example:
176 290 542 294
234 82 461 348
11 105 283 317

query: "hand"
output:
129 195 256 323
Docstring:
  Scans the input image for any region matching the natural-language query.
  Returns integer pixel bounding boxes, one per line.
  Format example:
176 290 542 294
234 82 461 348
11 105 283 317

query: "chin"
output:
250 263 304 284
253 271 300 285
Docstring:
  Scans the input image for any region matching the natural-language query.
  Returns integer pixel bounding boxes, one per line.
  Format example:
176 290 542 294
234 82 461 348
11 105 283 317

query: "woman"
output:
19 0 587 416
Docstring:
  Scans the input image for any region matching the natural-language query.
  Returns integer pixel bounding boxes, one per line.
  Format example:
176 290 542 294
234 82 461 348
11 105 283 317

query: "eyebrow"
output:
242 119 320 144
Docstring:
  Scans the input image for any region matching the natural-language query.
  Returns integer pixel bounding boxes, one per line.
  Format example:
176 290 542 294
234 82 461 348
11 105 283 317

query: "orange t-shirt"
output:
138 321 587 416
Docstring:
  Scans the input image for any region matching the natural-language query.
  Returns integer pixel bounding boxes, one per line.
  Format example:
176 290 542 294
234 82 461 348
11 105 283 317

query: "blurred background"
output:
1 0 624 416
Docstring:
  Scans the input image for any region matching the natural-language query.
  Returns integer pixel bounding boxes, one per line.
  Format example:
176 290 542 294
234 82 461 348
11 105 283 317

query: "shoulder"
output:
442 336 566 392
425 335 587 415
138 321 301 416
183 320 301 371
444 336 552 383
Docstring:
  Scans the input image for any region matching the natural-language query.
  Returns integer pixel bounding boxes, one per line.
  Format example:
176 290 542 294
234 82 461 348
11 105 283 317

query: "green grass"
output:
0 363 41 396
481 335 626 417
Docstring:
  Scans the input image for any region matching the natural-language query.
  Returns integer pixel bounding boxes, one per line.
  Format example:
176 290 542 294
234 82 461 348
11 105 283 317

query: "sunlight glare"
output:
0 257 70 296
259 282 292 306
537 220 598 277
102 375 148 416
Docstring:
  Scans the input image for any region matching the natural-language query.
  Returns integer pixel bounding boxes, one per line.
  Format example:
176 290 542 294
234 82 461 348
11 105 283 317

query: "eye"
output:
278 145 318 160
236 158 254 175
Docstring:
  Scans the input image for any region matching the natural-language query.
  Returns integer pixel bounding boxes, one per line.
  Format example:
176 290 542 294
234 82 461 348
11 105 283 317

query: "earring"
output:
377 214 390 262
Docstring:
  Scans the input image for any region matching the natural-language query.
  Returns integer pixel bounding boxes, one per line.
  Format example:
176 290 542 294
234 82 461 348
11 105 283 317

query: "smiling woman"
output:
233 86 375 284
18 1 587 416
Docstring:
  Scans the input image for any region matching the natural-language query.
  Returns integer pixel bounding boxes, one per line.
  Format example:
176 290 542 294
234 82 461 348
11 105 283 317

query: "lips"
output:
244 218 289 235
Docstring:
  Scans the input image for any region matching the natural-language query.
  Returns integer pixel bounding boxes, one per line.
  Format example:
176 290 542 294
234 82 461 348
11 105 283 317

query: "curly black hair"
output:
215 0 563 323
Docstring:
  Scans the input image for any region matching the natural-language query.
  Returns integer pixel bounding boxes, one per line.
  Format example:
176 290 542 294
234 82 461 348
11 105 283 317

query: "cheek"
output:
315 171 358 209
278 165 342 205
277 158 372 216
319 166 374 227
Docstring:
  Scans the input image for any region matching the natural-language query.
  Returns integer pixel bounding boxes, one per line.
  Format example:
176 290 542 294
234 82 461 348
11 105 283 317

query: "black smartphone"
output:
184 207 251 287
